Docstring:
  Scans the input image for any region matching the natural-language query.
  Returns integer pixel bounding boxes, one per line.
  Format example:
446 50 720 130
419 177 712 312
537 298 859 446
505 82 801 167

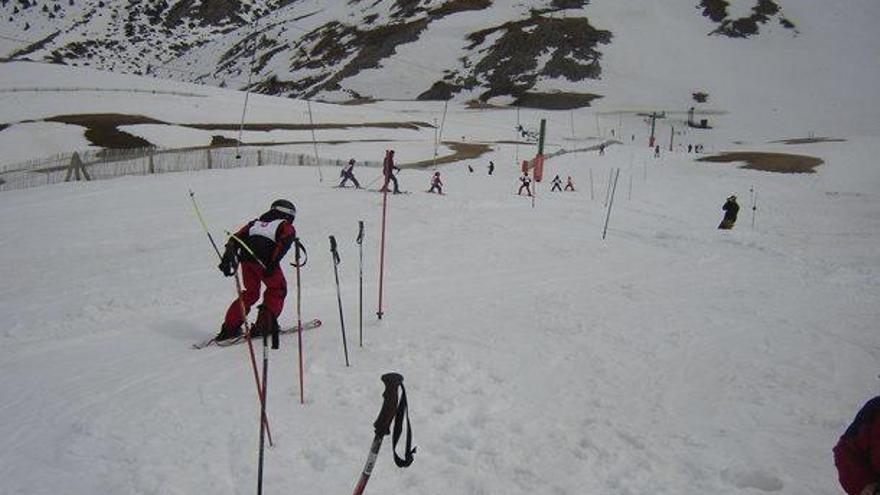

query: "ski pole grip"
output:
373 373 402 436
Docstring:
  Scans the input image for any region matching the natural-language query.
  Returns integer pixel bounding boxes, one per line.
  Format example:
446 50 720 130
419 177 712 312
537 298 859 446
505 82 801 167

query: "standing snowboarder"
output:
428 171 443 194
339 158 361 188
718 195 739 230
488 161 495 175
564 176 576 192
216 199 298 341
380 150 402 194
834 395 880 495
550 174 563 192
517 171 532 196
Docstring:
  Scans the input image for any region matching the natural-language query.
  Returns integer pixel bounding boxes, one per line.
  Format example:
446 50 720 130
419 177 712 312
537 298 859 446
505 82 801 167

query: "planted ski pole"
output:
377 183 388 320
256 323 279 495
352 373 416 495
602 168 621 240
356 221 365 347
751 186 758 229
187 190 273 446
290 238 308 404
329 235 350 366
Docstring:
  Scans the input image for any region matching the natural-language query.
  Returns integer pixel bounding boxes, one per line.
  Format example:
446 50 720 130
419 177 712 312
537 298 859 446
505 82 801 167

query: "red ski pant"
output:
223 260 287 328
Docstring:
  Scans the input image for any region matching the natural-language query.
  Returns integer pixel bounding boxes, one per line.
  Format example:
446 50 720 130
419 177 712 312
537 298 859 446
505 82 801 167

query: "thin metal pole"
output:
603 168 620 239
307 100 323 182
357 221 364 347
237 18 259 159
377 188 388 320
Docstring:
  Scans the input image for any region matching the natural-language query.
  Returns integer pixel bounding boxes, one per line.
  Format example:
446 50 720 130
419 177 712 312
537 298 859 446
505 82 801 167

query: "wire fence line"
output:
0 146 382 192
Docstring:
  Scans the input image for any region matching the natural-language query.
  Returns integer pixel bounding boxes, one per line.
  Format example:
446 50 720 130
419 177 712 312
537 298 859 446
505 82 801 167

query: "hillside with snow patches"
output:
2 0 810 104
2 2 880 495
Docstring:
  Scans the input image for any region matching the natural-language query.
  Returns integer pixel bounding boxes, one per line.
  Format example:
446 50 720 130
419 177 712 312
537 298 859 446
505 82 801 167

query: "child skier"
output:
564 176 575 192
517 171 532 196
551 174 563 192
428 171 443 194
339 158 361 188
215 199 298 342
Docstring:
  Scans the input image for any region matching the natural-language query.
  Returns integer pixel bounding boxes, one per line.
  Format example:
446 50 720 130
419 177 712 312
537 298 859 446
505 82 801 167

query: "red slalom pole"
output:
377 187 388 320
234 271 274 446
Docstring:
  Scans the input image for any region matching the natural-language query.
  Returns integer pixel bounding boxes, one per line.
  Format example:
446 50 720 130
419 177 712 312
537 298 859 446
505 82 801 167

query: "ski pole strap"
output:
373 373 416 468
290 237 308 268
357 221 364 245
329 235 340 265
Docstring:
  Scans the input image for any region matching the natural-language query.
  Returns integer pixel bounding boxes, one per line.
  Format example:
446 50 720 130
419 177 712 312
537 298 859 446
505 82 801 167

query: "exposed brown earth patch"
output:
697 151 823 173
769 137 846 145
513 92 602 110
402 142 494 169
8 113 434 149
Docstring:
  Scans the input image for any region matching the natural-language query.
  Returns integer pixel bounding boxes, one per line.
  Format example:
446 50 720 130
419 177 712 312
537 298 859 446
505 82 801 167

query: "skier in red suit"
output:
835 396 880 495
216 199 297 341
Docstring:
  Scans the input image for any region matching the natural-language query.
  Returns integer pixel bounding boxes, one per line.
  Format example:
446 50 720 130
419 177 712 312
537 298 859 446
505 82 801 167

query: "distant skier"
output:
564 176 575 192
488 161 495 175
338 158 361 188
550 174 563 192
380 149 402 194
517 170 532 196
654 145 661 158
599 143 605 156
834 395 880 495
468 164 474 173
215 199 298 342
428 171 443 194
718 195 739 230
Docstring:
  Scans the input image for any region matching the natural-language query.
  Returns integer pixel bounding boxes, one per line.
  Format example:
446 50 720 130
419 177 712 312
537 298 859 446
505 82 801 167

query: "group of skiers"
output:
213 151 742 346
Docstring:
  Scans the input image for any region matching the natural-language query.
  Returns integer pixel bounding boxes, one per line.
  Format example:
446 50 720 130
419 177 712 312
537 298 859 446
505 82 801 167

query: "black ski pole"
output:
356 221 364 347
352 373 415 495
329 235 350 366
256 331 269 495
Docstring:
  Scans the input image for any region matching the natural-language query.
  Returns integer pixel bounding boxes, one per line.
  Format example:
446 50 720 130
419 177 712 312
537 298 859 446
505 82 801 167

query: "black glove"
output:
218 248 238 277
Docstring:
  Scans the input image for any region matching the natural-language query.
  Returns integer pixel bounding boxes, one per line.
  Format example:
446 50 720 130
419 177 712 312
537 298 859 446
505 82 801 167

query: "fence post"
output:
148 149 155 174
206 149 213 169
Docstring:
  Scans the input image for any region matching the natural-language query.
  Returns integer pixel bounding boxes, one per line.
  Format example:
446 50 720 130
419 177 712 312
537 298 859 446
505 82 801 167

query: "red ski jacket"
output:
835 397 880 495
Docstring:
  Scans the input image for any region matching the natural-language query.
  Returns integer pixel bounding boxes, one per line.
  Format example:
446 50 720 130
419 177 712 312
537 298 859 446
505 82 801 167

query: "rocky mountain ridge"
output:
1 0 796 106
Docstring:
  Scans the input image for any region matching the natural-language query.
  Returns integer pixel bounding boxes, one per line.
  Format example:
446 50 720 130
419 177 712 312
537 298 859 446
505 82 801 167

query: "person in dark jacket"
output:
380 149 402 194
718 195 739 229
215 199 298 341
488 161 495 175
550 174 563 192
834 396 880 495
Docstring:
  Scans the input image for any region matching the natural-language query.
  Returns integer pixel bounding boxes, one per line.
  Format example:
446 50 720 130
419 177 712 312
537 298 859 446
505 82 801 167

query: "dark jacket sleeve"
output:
268 221 296 266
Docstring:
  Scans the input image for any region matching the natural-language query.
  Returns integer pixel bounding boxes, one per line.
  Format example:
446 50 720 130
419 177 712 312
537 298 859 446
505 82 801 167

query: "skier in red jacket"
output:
835 396 880 495
215 199 298 342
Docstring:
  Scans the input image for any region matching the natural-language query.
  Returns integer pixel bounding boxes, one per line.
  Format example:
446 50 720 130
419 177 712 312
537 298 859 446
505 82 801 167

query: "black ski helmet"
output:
270 199 296 221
